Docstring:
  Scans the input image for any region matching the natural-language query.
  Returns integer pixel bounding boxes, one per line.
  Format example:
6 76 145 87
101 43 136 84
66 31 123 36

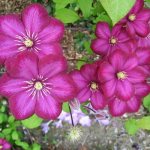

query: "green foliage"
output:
137 116 150 130
55 8 79 23
21 115 43 129
125 119 139 135
62 102 70 112
99 0 136 25
143 94 150 111
78 0 93 18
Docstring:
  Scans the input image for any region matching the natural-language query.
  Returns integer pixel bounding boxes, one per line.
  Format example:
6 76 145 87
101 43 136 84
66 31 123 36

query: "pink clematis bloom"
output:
91 22 136 57
98 50 147 101
71 62 106 110
0 138 11 150
119 0 150 37
108 82 150 116
0 52 76 120
0 3 64 61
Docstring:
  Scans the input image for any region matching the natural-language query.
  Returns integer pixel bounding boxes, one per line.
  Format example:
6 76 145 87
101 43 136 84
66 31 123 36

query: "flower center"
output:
24 39 33 48
110 37 117 44
128 14 136 21
0 145 3 149
117 71 127 80
34 81 43 90
90 82 98 90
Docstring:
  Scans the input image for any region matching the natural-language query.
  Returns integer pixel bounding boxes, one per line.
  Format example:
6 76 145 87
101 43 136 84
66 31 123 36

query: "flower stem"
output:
83 105 96 113
68 104 74 126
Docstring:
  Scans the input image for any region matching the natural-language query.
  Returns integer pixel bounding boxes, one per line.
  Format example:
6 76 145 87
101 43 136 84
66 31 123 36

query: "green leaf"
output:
78 0 92 18
55 8 79 23
62 102 70 112
84 41 93 55
137 116 150 130
12 131 19 140
32 143 41 150
125 119 139 135
53 0 75 9
21 115 43 129
99 0 136 25
143 94 150 111
15 141 29 149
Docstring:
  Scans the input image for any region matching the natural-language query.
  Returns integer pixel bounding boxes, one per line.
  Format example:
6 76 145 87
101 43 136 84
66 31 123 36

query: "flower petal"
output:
127 67 146 83
0 74 26 97
39 17 64 43
137 9 150 21
91 91 106 110
39 54 67 78
101 79 117 98
70 70 88 90
116 80 134 100
91 39 110 56
49 74 77 102
108 98 127 116
127 97 141 113
37 43 63 58
22 3 49 33
5 52 38 79
77 87 91 103
9 93 35 120
98 62 115 82
95 22 111 39
130 0 144 13
0 14 25 38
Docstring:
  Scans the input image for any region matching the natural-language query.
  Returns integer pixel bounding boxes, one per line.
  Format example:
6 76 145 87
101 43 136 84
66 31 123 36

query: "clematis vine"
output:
119 0 150 37
0 138 11 150
0 3 64 61
98 50 147 100
91 22 136 57
0 52 76 120
71 62 106 110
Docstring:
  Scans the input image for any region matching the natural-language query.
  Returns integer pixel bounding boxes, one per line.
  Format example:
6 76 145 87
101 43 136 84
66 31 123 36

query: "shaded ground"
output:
0 1 150 150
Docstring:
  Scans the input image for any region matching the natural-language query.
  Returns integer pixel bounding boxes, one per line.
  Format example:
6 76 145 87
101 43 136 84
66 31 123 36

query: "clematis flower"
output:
91 22 136 57
71 62 106 110
119 0 150 37
0 3 64 61
108 82 150 116
98 50 147 100
0 138 11 150
0 52 76 120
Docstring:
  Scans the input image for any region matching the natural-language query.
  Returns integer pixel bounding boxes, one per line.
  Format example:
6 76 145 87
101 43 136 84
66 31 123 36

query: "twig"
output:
68 104 74 126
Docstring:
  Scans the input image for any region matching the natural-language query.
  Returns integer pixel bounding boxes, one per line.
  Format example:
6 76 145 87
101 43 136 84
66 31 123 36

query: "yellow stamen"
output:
128 14 136 21
90 82 98 90
34 81 43 90
24 39 33 47
110 37 117 44
117 72 127 80
0 145 3 149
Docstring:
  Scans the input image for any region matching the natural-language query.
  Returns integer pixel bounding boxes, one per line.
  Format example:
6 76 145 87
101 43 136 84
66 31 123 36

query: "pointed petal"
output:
127 97 141 113
95 22 111 39
35 94 62 120
137 9 150 21
98 62 115 82
9 93 35 120
130 0 144 13
39 17 64 43
0 14 25 38
116 80 134 100
39 55 67 78
91 39 110 56
91 91 106 110
49 74 77 102
101 79 117 98
22 3 49 33
5 52 38 79
77 87 91 103
109 98 127 116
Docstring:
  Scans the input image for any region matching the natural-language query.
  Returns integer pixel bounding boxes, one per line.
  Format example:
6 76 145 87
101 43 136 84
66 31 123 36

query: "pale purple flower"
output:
0 138 11 150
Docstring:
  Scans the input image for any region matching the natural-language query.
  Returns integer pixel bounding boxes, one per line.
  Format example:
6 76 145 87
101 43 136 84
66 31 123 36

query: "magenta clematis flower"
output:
119 0 150 37
0 3 64 61
71 62 106 110
108 82 150 116
0 138 11 150
91 22 136 57
98 50 147 100
0 52 76 120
